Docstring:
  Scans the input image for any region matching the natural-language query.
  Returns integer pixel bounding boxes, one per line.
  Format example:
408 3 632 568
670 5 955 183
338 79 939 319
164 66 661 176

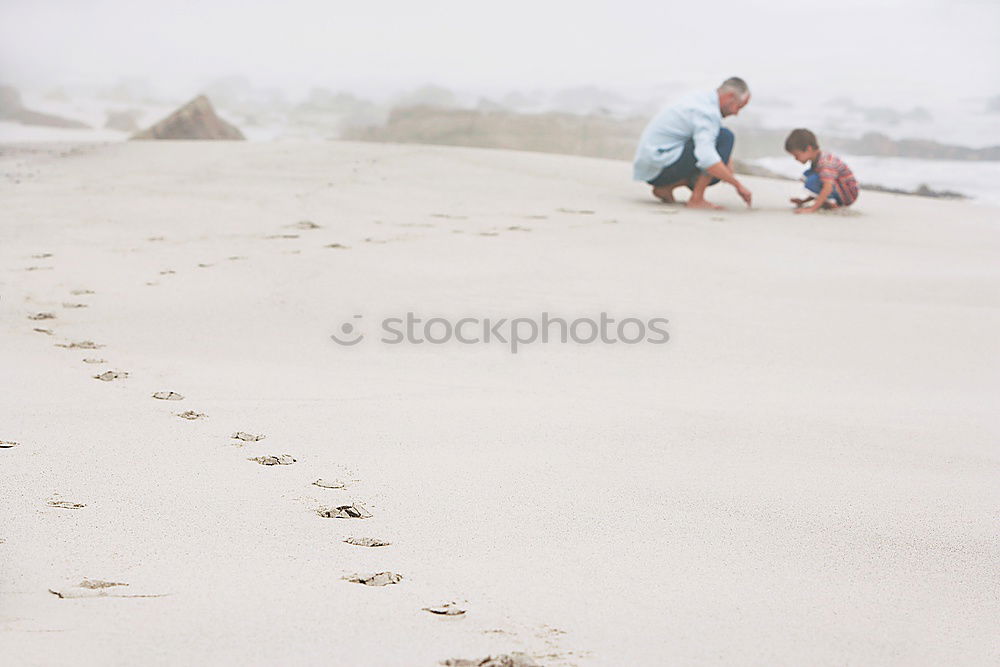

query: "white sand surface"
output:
2 141 998 666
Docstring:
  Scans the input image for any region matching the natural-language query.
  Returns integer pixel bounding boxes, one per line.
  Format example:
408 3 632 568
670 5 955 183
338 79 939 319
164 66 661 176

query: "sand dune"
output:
1 141 998 665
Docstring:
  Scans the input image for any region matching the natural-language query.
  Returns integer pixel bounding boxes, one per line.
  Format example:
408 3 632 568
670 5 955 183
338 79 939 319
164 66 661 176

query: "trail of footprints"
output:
10 221 563 666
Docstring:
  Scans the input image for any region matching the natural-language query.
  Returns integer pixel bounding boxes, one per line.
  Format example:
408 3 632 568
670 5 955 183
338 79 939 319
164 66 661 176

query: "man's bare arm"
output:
705 161 753 207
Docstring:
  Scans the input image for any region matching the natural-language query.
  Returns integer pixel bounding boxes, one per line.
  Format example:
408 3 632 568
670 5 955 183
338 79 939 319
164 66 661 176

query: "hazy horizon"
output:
2 0 999 107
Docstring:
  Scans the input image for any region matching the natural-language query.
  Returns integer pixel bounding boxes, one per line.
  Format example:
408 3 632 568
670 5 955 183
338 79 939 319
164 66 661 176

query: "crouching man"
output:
633 77 753 209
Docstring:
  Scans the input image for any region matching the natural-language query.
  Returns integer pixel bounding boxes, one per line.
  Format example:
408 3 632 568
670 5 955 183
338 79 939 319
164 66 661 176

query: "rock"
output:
0 85 91 128
342 571 402 586
131 95 245 140
343 537 390 548
249 455 296 466
152 391 184 400
318 504 372 519
104 109 141 132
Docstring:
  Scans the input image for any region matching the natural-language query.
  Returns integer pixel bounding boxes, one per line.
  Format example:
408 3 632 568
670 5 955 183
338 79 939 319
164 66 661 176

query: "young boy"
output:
784 128 859 213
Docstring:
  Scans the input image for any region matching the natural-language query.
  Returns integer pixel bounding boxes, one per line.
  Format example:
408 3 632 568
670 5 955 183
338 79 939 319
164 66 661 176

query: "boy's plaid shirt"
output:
816 151 859 205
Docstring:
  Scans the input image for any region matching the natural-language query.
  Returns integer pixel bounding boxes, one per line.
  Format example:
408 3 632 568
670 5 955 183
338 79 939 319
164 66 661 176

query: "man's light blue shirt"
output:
632 90 724 182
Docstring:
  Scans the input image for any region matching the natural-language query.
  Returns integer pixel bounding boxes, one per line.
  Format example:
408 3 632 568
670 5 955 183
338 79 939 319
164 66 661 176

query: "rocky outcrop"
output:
131 95 244 140
105 109 141 132
0 85 90 128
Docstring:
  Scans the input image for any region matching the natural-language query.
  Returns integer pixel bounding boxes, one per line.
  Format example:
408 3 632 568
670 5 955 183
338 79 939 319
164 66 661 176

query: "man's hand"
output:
735 182 753 207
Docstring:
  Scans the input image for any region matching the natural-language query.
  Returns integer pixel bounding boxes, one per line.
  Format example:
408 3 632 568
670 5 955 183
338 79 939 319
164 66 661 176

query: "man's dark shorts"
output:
647 128 735 187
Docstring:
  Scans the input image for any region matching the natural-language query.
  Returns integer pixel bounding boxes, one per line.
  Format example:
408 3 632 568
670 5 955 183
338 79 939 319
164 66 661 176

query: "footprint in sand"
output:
232 431 265 442
152 391 184 400
159 270 176 275
49 579 165 599
1 440 18 449
711 216 726 222
442 653 539 667
507 225 531 232
343 536 390 547
94 371 128 381
557 207 595 215
177 410 207 420
82 358 107 364
523 215 548 220
47 499 86 510
145 281 159 286
70 289 94 296
318 504 371 519
312 478 345 489
28 312 55 321
57 340 103 349
343 572 402 586
324 243 350 249
287 220 321 230
478 231 499 237
33 328 54 335
249 455 296 466
431 213 468 220
25 266 54 272
62 302 88 309
147 236 165 242
265 234 299 240
196 263 213 269
423 601 467 616
31 253 53 259
227 256 246 260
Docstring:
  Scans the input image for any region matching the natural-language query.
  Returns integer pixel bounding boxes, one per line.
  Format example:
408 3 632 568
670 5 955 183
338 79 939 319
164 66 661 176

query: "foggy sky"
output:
2 0 998 103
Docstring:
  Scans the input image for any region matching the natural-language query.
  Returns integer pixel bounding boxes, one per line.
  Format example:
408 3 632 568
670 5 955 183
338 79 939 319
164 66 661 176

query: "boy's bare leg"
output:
651 180 687 203
686 171 723 210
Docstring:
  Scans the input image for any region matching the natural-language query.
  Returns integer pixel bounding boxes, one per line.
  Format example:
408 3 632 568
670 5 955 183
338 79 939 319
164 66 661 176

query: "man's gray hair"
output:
718 77 750 100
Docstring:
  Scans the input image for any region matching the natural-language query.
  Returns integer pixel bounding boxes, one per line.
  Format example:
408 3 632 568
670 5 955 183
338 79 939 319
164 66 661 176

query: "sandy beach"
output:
2 141 998 665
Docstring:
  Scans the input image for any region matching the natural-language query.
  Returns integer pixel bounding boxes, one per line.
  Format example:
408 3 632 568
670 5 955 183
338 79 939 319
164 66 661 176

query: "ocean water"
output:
751 154 1000 207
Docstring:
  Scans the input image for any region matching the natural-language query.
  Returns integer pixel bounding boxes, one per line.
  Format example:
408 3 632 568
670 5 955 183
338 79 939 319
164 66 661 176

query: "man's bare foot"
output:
686 199 724 210
790 197 806 207
651 185 677 203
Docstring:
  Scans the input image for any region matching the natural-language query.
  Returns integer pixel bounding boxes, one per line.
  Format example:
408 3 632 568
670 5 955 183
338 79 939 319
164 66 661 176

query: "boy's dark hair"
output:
785 128 819 152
